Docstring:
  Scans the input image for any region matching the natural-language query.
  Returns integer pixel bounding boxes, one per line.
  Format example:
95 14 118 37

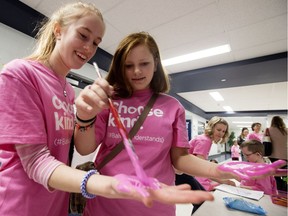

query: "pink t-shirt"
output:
0 59 75 216
188 134 214 190
231 145 240 158
246 132 263 142
188 134 212 160
84 89 189 216
240 174 277 195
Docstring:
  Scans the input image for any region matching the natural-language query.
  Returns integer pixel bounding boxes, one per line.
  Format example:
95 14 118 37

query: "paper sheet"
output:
214 184 264 200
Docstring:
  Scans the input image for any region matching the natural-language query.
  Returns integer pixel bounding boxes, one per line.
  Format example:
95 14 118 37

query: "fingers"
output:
75 79 113 118
149 186 214 205
275 169 288 176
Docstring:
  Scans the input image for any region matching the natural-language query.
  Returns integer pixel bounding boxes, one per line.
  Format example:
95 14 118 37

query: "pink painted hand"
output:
218 160 287 180
115 174 160 197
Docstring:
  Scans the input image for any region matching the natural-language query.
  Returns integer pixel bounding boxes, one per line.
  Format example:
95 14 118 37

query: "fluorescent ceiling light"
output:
209 92 224 101
236 125 251 128
232 121 253 124
162 44 231 66
223 106 234 113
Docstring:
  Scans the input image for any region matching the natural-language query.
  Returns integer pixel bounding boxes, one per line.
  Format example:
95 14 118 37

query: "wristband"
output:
80 169 98 199
76 113 96 123
75 118 96 132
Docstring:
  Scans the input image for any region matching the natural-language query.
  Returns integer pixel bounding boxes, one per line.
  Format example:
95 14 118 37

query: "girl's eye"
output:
79 33 87 39
141 62 149 66
125 64 133 69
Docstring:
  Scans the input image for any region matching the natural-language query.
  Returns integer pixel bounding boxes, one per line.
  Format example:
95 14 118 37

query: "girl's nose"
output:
134 66 141 75
83 44 93 54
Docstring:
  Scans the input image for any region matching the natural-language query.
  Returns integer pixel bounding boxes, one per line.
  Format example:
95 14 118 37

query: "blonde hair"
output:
106 32 170 98
27 2 104 61
205 116 229 143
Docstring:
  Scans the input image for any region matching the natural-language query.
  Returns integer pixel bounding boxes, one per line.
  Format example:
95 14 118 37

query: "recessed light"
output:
162 44 231 66
209 92 224 101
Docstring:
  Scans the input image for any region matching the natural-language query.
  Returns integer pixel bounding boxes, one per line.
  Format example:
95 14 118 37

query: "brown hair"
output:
106 32 170 98
270 116 287 135
240 139 264 156
251 122 261 131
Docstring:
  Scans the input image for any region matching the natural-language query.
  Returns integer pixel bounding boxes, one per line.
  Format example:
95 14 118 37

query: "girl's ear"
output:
54 22 62 40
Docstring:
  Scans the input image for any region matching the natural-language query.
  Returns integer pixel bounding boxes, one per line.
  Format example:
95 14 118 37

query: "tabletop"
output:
193 189 287 216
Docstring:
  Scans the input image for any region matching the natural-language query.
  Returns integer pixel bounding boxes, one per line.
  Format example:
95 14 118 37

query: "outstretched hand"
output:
218 160 287 180
112 174 214 208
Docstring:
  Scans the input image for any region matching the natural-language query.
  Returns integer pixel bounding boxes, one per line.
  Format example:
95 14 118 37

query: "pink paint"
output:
218 160 286 180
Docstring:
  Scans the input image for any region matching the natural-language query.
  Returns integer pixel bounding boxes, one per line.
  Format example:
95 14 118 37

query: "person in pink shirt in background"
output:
231 139 241 161
246 122 263 142
240 140 277 195
188 116 236 190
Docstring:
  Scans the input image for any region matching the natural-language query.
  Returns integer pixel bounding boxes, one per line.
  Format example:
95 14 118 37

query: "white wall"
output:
0 23 34 67
0 23 107 79
185 110 207 139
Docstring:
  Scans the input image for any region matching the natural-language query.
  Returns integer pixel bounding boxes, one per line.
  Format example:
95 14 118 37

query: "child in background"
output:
240 140 277 195
246 122 263 142
231 139 240 161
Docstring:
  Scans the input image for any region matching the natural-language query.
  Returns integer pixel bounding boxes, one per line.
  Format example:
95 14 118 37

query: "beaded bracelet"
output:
80 169 98 199
76 113 96 123
75 118 96 132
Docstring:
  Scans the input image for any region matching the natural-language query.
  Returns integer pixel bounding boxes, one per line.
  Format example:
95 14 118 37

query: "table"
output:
193 189 287 216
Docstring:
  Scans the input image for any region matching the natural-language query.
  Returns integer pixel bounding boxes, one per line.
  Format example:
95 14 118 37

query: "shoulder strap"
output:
96 93 158 171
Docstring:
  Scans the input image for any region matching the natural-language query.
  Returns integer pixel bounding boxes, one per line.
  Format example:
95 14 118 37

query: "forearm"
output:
171 148 219 179
171 147 239 182
48 164 117 198
183 155 219 179
74 123 98 155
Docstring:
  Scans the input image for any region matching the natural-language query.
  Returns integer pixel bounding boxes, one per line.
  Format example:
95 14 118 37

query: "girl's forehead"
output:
215 123 227 129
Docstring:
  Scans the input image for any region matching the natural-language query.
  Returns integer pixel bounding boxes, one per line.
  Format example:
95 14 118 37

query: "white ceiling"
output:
20 0 287 132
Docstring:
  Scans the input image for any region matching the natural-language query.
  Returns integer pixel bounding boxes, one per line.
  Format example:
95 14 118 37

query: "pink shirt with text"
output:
0 59 75 216
84 89 190 216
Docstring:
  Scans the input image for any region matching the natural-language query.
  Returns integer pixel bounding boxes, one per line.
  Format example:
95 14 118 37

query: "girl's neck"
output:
47 54 70 78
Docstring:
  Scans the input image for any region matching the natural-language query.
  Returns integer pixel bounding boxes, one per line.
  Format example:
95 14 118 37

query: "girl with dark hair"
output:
267 116 287 191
